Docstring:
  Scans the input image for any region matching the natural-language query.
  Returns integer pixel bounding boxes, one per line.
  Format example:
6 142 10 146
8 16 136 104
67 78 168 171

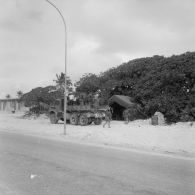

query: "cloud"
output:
0 0 195 97
66 0 195 57
0 0 43 32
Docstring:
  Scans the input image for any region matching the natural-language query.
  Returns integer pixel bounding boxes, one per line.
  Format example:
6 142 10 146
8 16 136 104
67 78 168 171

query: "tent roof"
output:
108 95 135 108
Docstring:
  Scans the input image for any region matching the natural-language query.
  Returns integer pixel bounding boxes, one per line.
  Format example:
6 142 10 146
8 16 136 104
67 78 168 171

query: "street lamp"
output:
45 0 67 135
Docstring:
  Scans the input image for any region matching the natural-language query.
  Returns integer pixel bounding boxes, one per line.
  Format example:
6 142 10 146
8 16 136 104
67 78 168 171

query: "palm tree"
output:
53 73 73 93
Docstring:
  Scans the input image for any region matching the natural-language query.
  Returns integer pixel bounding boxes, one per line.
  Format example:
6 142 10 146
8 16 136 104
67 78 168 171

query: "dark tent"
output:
108 95 135 120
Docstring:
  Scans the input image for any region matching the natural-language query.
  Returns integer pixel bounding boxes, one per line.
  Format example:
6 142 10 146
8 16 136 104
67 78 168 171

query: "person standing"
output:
123 109 129 124
103 108 112 128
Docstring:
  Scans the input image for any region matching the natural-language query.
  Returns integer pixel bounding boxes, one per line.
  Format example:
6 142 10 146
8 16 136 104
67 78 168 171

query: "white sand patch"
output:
0 111 194 157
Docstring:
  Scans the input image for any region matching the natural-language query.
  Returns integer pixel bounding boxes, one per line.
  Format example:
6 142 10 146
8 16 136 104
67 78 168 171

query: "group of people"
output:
67 93 99 107
103 107 132 128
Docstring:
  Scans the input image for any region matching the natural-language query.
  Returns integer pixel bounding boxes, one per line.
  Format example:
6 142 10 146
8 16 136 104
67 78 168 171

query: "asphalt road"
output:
0 131 194 195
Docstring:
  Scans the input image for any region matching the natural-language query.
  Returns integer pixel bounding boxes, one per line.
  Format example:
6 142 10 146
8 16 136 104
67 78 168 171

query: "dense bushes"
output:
22 86 63 107
21 86 64 116
22 73 73 115
23 53 195 122
76 52 195 123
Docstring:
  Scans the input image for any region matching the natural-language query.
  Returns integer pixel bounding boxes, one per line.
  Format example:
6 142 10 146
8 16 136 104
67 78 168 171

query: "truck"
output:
49 98 106 126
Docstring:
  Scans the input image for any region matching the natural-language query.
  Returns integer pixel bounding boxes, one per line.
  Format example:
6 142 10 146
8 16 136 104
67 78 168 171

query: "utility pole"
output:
45 0 67 135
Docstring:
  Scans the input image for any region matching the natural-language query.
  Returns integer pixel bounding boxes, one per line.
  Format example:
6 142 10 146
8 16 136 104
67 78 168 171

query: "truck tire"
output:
50 113 58 124
79 114 88 126
94 118 102 125
70 113 78 125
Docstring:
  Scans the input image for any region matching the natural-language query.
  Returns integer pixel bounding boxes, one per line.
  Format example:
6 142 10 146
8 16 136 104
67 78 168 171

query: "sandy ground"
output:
0 111 195 158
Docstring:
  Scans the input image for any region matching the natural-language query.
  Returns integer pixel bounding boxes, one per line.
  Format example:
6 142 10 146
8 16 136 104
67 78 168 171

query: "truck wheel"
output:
50 113 58 124
79 114 88 126
70 113 78 125
94 118 102 125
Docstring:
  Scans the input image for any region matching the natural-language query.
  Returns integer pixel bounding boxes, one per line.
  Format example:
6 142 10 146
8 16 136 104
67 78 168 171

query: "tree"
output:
75 73 100 94
53 72 73 94
6 94 11 99
17 90 23 99
22 86 62 108
75 51 195 122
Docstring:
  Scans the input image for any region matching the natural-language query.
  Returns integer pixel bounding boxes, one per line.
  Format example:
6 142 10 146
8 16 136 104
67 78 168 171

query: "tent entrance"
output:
108 95 135 120
110 102 125 120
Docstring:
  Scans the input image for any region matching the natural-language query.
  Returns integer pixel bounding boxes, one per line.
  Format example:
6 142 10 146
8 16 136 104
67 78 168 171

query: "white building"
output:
0 98 26 112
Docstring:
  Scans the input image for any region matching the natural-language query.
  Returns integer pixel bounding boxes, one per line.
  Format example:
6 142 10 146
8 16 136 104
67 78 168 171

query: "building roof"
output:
108 95 135 108
0 98 20 101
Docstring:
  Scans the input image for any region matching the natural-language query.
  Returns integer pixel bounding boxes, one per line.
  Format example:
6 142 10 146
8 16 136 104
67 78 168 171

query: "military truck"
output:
49 99 105 126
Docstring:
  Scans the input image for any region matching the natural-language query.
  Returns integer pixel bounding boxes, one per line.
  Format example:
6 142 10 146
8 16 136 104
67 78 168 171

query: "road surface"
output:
0 131 194 195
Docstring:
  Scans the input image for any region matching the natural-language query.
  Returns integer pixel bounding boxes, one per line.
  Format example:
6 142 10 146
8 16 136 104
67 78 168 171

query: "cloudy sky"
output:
0 0 195 98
